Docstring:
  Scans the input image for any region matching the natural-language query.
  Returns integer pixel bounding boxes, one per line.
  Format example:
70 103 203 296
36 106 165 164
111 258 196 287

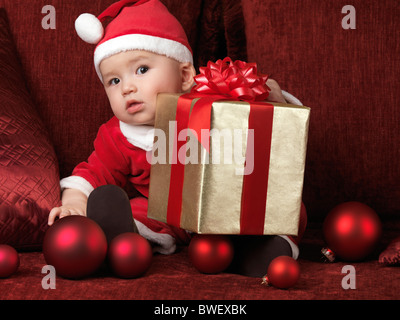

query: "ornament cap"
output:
321 247 336 262
261 275 270 286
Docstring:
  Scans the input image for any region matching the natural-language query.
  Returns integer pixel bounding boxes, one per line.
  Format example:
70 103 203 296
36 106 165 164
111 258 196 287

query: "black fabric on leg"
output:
227 235 292 278
86 185 138 244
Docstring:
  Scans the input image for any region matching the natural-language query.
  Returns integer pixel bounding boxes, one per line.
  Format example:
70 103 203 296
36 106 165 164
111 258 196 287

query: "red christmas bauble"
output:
188 234 234 274
323 201 382 261
0 245 19 278
262 256 300 289
108 233 152 278
43 216 107 279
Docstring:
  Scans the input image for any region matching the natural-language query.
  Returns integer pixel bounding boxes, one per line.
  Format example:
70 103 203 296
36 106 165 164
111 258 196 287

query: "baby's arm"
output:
48 188 88 226
266 78 286 103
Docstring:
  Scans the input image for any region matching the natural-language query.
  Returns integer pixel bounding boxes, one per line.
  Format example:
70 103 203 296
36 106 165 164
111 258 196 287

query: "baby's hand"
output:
48 188 88 226
266 79 286 103
48 206 86 226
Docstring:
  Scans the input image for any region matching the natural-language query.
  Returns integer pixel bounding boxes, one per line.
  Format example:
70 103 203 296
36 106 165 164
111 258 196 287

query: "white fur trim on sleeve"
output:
60 176 95 198
134 219 176 255
282 90 303 106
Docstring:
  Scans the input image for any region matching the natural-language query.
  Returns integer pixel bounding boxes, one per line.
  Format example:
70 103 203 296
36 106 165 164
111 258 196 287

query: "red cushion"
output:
0 9 60 250
242 0 400 221
1 0 247 180
0 1 203 179
379 236 400 265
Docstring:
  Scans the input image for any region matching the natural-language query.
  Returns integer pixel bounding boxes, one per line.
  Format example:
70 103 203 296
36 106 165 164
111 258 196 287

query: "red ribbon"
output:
193 57 270 102
240 102 273 234
166 58 274 234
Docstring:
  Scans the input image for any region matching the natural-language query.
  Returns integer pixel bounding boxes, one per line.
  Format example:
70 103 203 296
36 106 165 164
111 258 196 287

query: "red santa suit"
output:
61 91 307 257
69 0 307 258
60 116 191 254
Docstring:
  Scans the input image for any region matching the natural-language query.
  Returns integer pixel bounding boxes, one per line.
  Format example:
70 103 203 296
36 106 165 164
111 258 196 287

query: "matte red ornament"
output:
108 232 152 278
42 216 107 279
188 234 234 274
323 201 382 261
0 245 19 278
262 256 300 289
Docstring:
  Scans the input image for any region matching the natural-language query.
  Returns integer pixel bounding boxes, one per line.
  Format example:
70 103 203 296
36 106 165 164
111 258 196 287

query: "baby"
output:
48 0 301 276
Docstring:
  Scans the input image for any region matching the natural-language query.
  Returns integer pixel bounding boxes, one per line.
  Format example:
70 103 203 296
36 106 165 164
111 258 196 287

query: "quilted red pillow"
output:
0 9 60 250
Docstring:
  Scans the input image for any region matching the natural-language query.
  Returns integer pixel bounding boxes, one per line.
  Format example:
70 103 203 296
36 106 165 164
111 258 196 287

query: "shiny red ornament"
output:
188 234 234 274
323 201 382 261
262 256 300 289
42 216 107 279
0 245 19 278
108 233 152 278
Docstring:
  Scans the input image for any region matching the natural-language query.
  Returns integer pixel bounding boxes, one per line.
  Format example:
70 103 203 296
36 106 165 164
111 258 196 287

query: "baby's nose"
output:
122 80 137 95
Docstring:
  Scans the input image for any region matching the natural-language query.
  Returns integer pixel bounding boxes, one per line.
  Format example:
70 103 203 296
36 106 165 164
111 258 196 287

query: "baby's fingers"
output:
48 207 74 226
48 207 62 226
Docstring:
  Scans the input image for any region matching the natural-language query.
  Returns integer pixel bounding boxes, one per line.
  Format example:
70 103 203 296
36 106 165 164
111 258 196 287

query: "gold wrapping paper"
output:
148 93 310 235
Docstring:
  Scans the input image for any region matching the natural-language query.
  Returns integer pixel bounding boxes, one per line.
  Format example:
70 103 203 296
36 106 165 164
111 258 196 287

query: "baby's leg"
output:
227 235 292 277
130 196 191 254
86 185 137 244
227 203 307 277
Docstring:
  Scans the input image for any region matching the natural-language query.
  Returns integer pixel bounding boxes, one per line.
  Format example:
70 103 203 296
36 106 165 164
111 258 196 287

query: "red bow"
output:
168 58 274 234
191 57 270 101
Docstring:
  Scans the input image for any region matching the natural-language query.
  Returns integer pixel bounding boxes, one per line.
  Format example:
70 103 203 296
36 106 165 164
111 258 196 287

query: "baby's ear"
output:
180 63 196 92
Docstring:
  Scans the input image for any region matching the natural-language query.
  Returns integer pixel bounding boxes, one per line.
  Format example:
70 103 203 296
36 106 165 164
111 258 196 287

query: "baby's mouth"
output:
126 100 143 114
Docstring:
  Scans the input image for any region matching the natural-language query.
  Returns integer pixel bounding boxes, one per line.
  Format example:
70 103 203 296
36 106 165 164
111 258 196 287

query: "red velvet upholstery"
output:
1 0 247 179
0 0 399 300
0 240 399 300
0 8 60 249
242 0 400 222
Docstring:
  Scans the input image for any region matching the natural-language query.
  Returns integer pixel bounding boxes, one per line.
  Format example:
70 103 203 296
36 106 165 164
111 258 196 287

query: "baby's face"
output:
100 50 186 126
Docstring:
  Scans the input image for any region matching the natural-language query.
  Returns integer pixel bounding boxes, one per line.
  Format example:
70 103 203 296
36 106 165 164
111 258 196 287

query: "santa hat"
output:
75 0 193 81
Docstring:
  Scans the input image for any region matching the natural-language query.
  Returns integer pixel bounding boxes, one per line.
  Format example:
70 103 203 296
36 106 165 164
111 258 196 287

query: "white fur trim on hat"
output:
75 13 104 44
94 33 193 81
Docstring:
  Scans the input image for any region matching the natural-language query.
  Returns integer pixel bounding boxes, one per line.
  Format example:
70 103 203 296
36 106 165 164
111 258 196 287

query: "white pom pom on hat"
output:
75 13 104 44
74 0 193 81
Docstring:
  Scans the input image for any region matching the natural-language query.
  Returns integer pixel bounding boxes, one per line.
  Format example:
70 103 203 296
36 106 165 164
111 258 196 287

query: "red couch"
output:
1 0 399 301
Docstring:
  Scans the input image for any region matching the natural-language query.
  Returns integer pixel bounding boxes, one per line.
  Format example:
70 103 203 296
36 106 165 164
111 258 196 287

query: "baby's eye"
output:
136 66 149 75
109 78 120 86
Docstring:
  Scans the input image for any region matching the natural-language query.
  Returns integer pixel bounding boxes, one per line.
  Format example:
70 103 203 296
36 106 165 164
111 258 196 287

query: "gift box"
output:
148 58 310 235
